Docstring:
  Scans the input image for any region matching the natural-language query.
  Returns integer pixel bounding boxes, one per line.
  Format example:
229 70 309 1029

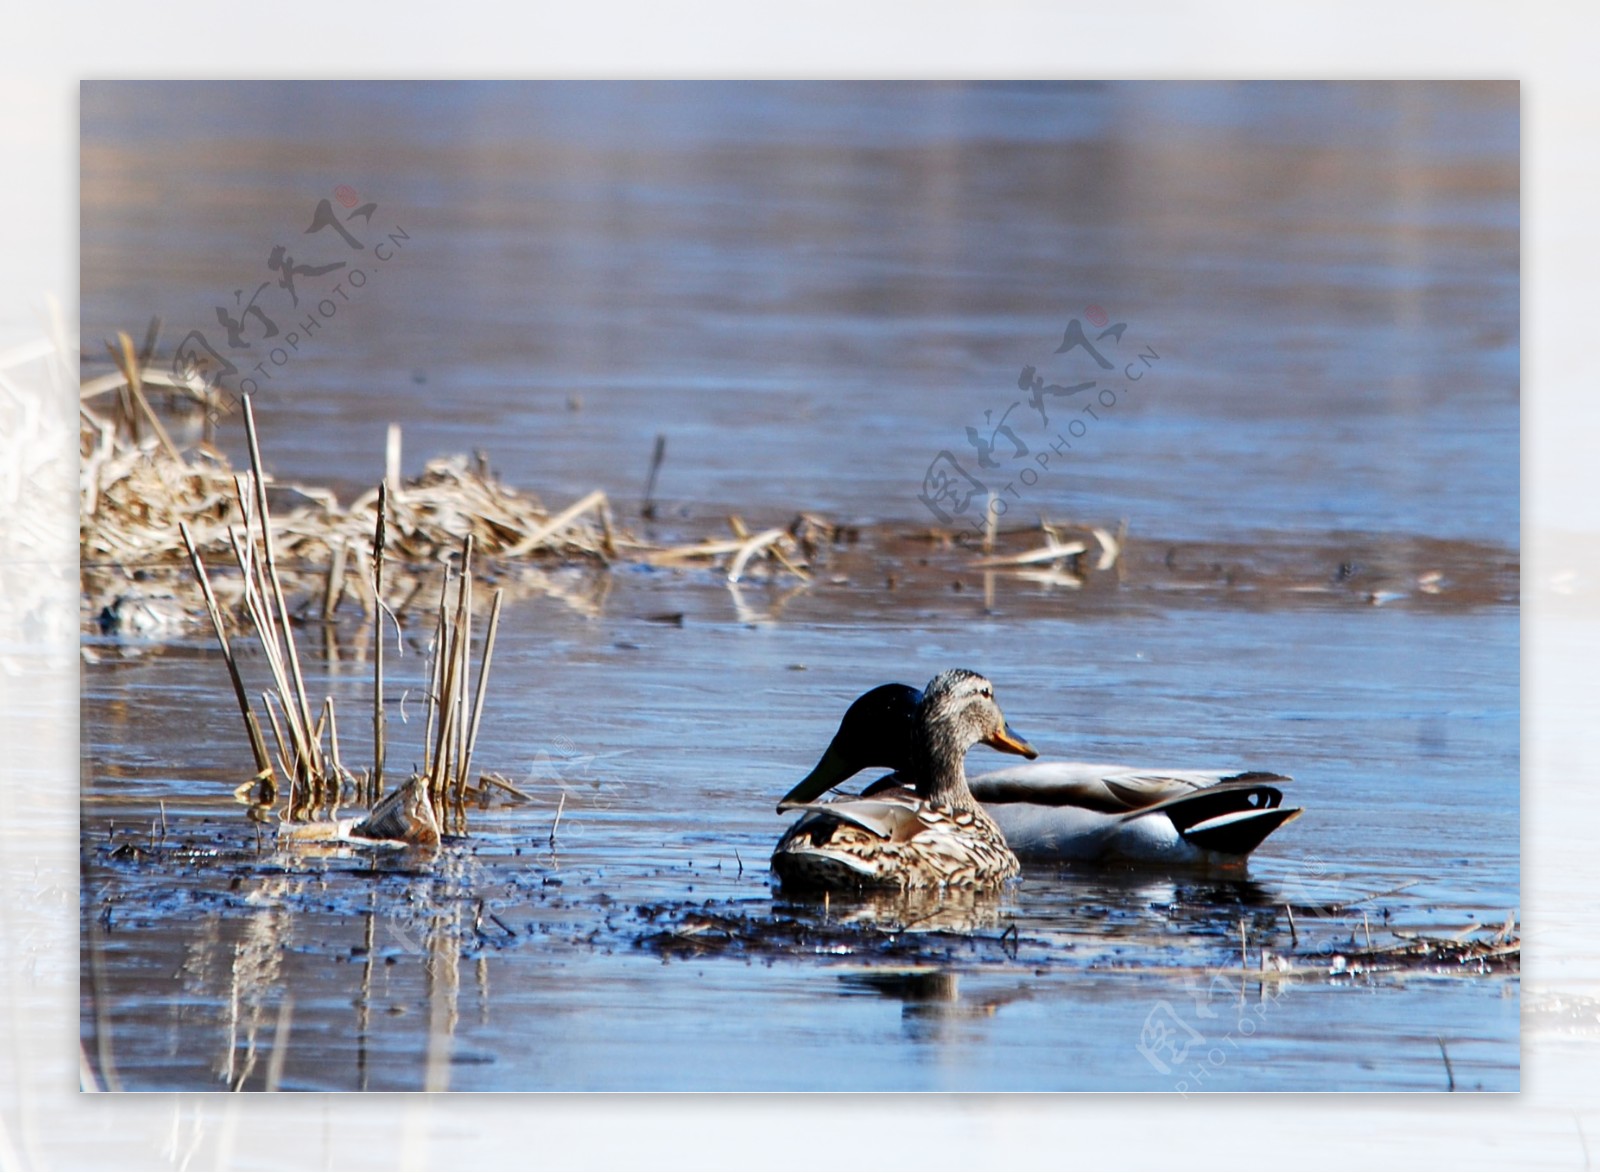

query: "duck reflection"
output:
775 885 1014 935
836 967 1034 1041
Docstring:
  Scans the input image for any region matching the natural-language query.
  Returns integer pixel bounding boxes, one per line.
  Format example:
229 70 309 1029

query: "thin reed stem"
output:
179 522 273 778
243 396 321 783
372 482 388 798
461 589 503 802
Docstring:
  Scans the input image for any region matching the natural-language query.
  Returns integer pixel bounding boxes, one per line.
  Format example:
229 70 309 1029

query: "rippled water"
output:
80 81 1518 1092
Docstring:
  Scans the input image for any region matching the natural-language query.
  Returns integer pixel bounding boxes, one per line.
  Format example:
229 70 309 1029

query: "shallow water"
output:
80 81 1518 1092
81 576 1519 1092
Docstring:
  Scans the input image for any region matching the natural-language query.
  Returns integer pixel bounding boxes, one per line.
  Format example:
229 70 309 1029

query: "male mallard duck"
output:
780 683 1302 866
771 670 1037 890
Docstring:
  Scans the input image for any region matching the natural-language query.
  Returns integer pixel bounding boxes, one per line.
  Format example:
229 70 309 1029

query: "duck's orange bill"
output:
984 724 1038 759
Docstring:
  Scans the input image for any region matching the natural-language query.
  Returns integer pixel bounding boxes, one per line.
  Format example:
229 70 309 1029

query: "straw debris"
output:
82 344 819 636
86 357 514 842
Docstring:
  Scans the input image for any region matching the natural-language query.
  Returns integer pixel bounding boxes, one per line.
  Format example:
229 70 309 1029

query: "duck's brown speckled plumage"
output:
771 669 1033 891
772 785 1019 889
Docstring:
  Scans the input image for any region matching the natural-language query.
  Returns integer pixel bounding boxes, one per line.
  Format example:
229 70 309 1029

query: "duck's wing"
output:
969 762 1291 815
776 794 926 842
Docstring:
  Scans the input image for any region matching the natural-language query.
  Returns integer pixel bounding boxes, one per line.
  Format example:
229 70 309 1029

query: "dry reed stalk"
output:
767 542 811 581
641 433 665 518
178 521 273 779
81 363 667 640
107 332 182 464
242 397 321 782
260 692 292 791
433 625 462 815
504 489 608 557
647 537 752 564
309 703 331 813
95 349 663 841
478 771 533 803
324 697 351 789
322 539 348 621
422 570 449 779
439 610 469 816
452 537 474 822
346 543 377 619
228 521 309 775
372 482 387 799
971 538 1088 569
426 574 463 811
78 364 200 401
549 790 565 846
460 589 503 800
1093 523 1123 571
726 527 787 583
385 422 402 495
310 700 329 755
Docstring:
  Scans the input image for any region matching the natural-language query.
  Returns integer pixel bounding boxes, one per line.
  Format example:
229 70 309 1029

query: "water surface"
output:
79 81 1519 1092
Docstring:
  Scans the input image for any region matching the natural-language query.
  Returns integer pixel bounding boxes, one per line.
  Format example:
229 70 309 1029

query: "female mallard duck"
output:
780 684 1302 866
770 670 1037 890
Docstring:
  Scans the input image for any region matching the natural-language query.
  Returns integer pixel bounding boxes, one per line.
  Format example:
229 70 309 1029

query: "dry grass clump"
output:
80 325 830 840
177 395 503 842
81 331 819 637
82 348 617 634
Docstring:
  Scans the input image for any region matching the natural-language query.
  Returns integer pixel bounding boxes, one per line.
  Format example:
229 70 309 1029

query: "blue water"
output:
79 80 1518 1092
82 80 1518 539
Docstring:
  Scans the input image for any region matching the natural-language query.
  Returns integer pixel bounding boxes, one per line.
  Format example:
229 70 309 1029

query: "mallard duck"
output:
771 670 1037 890
780 684 1302 866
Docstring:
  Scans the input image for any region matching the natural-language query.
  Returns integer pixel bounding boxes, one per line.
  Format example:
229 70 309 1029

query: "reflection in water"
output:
81 799 1517 1090
420 904 462 1093
726 578 811 626
776 885 1013 936
223 884 291 1091
837 968 1036 1044
123 853 488 1091
77 80 1518 1091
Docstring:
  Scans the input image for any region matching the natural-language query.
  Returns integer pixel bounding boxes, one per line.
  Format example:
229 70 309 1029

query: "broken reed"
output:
182 397 502 833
